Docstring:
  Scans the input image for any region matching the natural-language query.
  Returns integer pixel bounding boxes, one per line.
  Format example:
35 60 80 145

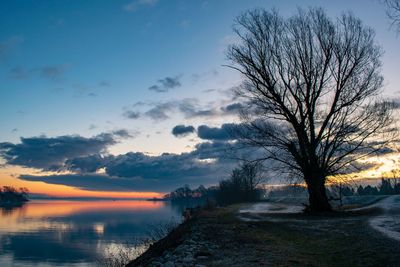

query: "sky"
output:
0 0 399 198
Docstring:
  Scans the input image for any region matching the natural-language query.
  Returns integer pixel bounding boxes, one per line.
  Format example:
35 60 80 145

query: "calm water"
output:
0 200 183 267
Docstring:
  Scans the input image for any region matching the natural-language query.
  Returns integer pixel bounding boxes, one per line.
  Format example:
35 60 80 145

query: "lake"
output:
0 200 183 267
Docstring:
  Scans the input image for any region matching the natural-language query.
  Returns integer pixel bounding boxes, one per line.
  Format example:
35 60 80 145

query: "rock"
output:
150 261 163 267
195 250 212 257
162 261 175 267
182 256 194 263
175 245 186 254
188 239 197 245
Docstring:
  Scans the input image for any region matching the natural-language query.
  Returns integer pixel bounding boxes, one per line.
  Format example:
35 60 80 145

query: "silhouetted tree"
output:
227 8 393 212
217 163 263 204
379 178 395 194
164 185 217 204
395 182 400 194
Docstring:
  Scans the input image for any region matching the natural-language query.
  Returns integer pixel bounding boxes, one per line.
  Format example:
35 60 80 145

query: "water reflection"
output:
0 203 25 216
0 200 182 267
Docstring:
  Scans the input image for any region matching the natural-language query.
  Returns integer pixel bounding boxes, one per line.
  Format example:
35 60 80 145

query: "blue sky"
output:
0 0 399 195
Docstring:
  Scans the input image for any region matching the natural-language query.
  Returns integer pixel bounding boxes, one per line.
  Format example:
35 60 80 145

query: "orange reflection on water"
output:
4 200 165 218
0 200 166 233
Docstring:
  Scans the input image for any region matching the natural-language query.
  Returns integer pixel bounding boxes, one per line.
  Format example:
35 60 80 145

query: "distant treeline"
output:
164 176 400 207
354 178 400 196
164 185 214 201
164 163 264 205
0 186 29 206
267 178 400 198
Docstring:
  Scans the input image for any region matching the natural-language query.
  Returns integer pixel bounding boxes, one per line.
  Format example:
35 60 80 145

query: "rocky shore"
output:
137 230 218 267
127 210 219 267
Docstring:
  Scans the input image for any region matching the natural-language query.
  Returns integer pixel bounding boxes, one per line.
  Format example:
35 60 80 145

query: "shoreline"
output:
126 208 217 267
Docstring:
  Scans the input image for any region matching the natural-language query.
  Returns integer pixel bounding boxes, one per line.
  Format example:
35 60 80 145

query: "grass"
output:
198 206 400 267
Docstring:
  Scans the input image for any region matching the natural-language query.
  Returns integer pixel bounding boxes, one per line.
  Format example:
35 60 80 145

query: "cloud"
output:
20 174 149 192
123 0 157 12
0 132 130 171
37 65 67 81
123 110 141 119
65 154 111 173
105 152 214 179
111 129 138 138
148 76 181 93
177 98 217 118
2 131 267 192
88 124 97 130
197 123 239 141
99 80 111 87
220 102 244 115
121 90 243 122
18 141 239 192
172 125 195 137
191 141 235 161
144 102 175 120
19 172 217 192
8 66 29 80
141 99 216 120
8 64 68 81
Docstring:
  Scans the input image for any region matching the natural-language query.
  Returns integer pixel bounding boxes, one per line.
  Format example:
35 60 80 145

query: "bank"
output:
127 202 400 267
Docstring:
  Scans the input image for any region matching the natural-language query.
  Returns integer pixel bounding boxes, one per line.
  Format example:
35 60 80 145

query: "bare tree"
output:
383 0 400 32
240 162 264 194
227 8 393 212
217 162 263 204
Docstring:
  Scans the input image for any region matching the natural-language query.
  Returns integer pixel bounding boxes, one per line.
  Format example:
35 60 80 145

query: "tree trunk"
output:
305 177 332 213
